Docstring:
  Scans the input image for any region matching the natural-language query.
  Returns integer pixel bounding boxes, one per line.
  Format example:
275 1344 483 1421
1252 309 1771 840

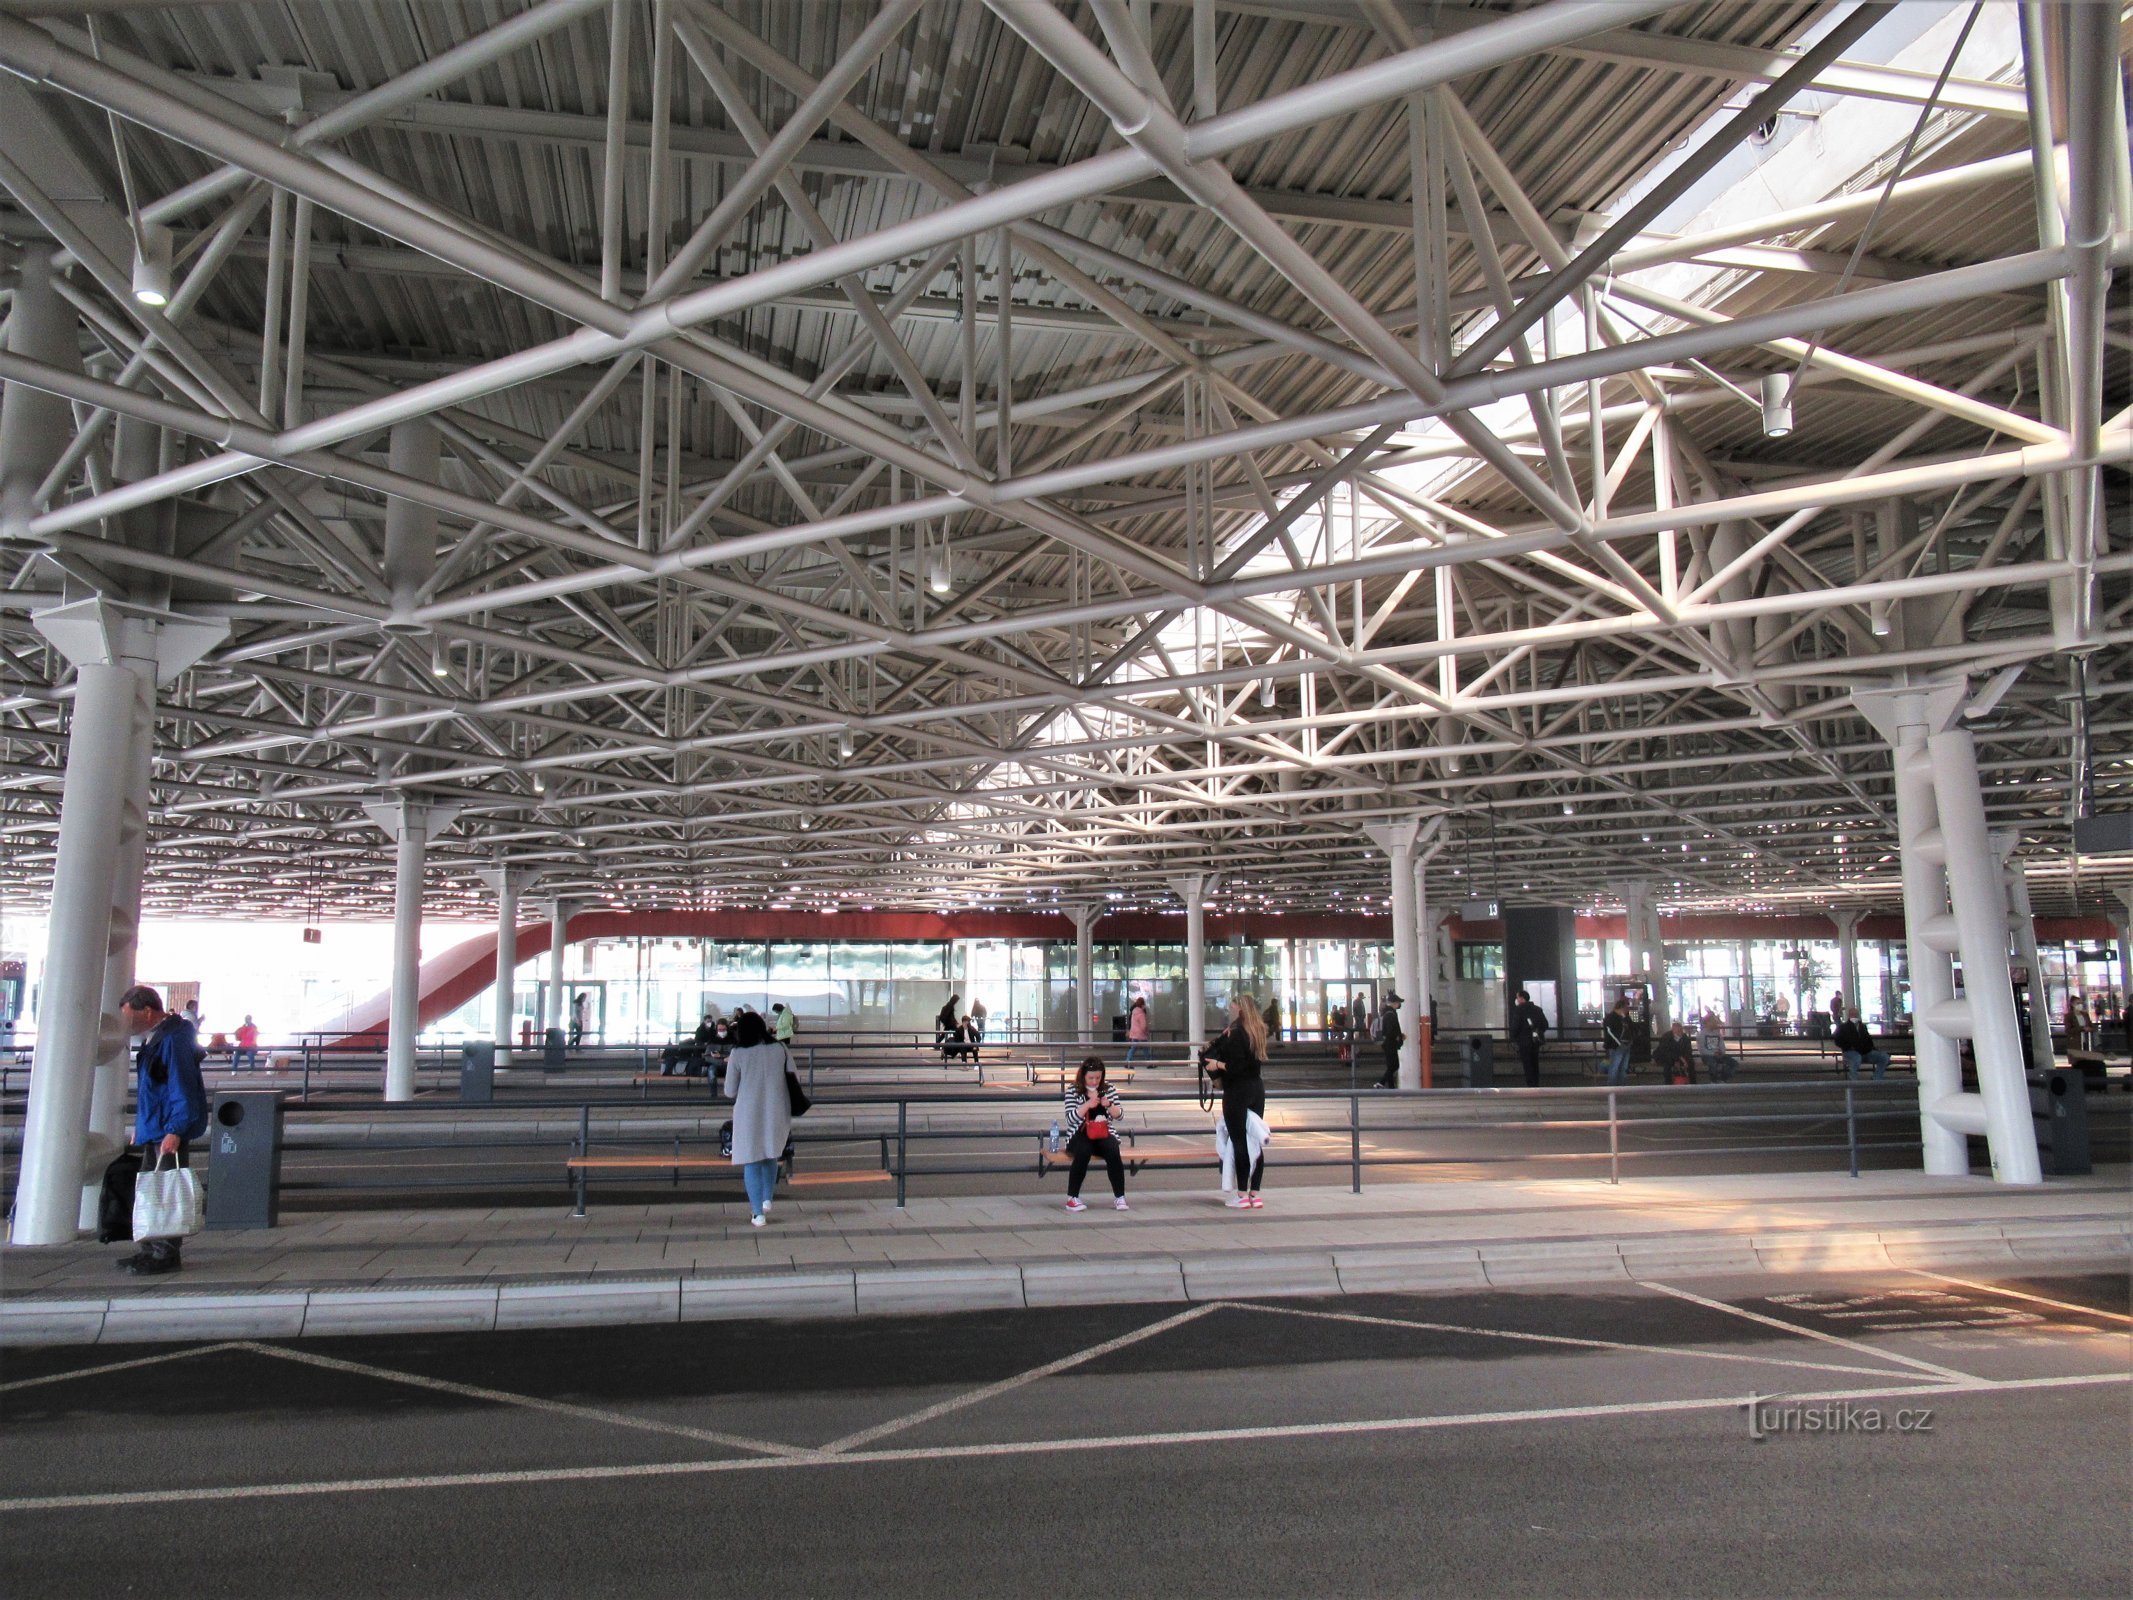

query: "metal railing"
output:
205 1079 2035 1213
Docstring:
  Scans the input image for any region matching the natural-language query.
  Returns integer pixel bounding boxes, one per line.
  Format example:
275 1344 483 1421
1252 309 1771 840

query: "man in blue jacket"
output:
118 984 208 1276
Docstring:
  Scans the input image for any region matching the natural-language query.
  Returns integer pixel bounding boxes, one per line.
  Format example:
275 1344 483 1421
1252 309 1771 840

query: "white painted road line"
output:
1900 1269 2133 1326
232 1342 813 1460
819 1302 1221 1455
1230 1301 1941 1382
3 1371 2123 1515
1639 1280 1984 1384
0 1342 248 1396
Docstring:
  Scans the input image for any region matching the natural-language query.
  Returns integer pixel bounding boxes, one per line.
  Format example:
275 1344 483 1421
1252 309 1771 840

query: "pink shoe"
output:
1246 1194 1264 1208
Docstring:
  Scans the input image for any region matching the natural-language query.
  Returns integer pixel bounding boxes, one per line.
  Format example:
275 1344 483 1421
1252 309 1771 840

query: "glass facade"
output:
428 934 1395 1043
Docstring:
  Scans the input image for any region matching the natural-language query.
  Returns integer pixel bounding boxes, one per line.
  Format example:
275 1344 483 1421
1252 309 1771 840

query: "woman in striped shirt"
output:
1061 1057 1128 1213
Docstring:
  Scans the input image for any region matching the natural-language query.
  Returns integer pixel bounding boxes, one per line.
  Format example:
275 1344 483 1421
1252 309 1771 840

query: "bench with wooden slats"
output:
567 1147 789 1217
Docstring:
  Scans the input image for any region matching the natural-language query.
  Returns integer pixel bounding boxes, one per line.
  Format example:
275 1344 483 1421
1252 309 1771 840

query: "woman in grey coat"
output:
723 1009 792 1226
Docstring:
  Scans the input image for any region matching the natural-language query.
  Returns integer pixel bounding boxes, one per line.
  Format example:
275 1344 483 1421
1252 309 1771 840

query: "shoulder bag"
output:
133 1148 204 1240
783 1045 811 1117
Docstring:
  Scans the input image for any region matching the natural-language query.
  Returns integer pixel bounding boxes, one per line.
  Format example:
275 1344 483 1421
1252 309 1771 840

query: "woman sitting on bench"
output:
1060 1057 1128 1213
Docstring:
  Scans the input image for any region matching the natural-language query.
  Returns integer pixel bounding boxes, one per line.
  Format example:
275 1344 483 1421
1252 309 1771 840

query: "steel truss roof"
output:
0 0 2125 924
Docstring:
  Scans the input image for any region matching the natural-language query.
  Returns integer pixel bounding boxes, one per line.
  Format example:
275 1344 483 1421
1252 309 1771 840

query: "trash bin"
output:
544 1026 567 1066
460 1040 496 1103
1465 1034 1495 1089
205 1090 284 1230
2029 1067 2090 1175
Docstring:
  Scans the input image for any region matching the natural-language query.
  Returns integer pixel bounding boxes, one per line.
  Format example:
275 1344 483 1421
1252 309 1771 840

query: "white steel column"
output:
547 898 572 1034
1166 873 1214 1043
364 798 461 1102
11 599 220 1244
1831 908 1863 1020
1066 901 1100 1044
10 660 140 1244
1930 725 2041 1183
0 249 79 539
481 866 537 1062
79 664 153 1229
1365 819 1425 1088
1994 832 2057 1070
1618 881 1668 1030
1856 682 2040 1184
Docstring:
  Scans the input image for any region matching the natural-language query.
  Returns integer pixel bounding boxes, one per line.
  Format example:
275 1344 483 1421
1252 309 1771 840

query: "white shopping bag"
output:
133 1152 204 1239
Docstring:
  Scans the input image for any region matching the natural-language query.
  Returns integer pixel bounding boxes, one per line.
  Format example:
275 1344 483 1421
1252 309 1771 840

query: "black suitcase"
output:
97 1147 142 1243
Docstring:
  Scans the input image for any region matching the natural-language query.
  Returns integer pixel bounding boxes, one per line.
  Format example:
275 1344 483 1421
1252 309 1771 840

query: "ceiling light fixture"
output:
1759 372 1793 438
131 222 173 307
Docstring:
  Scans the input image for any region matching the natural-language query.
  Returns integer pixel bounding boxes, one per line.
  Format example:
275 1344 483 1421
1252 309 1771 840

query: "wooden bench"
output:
567 1148 789 1217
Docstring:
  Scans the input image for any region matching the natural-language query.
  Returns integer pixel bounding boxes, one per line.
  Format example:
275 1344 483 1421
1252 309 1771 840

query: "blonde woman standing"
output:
1200 996 1269 1208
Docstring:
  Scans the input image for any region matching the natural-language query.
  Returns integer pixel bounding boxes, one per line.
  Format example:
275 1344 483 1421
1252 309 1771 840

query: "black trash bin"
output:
544 1026 567 1066
460 1040 496 1103
1465 1034 1495 1089
205 1090 284 1230
1110 1014 1129 1043
2029 1067 2091 1175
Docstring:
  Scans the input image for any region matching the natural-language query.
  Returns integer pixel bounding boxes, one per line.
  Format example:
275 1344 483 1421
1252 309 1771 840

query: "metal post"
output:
1929 726 2043 1185
491 869 520 1061
1350 1092 1362 1194
547 897 571 1036
386 806 426 1103
895 1097 908 1208
1845 1083 1859 1179
1607 1090 1619 1185
1167 872 1213 1044
8 660 139 1244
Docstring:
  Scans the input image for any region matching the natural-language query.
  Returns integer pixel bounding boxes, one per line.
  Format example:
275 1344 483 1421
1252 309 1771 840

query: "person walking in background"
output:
968 996 988 1043
231 1014 261 1071
1201 996 1269 1208
115 985 207 1277
1603 997 1633 1084
772 1001 796 1045
1124 995 1150 1065
1372 992 1405 1089
1833 1002 1891 1081
1509 989 1549 1088
722 1009 791 1228
569 990 591 1047
1059 1057 1128 1212
1263 995 1282 1047
1330 1002 1350 1063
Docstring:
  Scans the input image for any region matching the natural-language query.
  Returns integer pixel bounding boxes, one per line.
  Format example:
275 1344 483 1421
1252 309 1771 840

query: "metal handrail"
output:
224 1079 1981 1211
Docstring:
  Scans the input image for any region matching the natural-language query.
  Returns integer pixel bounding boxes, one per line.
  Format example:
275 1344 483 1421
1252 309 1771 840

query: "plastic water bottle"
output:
1048 1121 1061 1153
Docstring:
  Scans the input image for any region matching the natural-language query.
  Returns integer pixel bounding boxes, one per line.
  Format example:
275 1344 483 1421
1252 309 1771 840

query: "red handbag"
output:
1083 1111 1110 1141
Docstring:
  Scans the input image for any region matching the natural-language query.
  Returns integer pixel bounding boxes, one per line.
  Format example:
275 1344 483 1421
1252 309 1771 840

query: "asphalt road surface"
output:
4 1263 2128 1597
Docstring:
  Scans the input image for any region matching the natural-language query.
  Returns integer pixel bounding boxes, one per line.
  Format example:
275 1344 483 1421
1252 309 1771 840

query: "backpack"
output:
97 1147 142 1243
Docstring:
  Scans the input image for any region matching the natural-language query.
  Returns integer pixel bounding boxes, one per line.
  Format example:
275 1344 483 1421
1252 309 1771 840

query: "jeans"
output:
230 1048 259 1070
742 1158 779 1214
1125 1042 1148 1066
1701 1048 1737 1083
1843 1049 1891 1082
1067 1132 1126 1199
1605 1044 1631 1084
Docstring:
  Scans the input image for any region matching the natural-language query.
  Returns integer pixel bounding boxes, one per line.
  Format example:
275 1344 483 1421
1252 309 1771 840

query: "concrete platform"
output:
3 1168 2125 1346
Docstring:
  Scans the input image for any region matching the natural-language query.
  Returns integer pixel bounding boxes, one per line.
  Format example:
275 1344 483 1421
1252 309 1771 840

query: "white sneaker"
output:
749 1213 765 1228
1225 1195 1252 1208
1114 1198 1130 1211
761 1200 773 1216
